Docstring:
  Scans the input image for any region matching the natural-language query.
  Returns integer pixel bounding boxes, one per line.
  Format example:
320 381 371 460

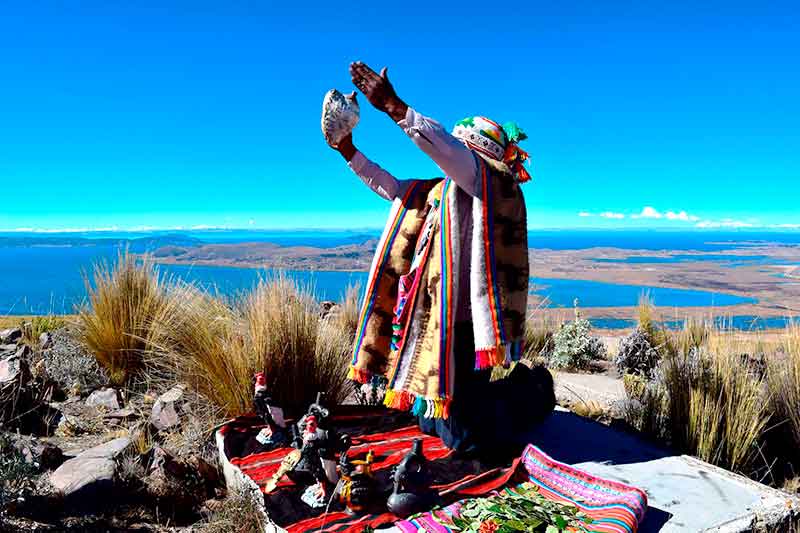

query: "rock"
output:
55 413 90 437
0 353 25 386
49 436 131 499
0 343 18 355
104 406 138 421
145 445 219 513
9 435 64 471
150 385 187 432
85 388 120 411
0 327 22 344
39 332 53 350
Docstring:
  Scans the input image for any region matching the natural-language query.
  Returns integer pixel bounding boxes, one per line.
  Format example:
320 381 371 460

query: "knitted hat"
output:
452 116 532 183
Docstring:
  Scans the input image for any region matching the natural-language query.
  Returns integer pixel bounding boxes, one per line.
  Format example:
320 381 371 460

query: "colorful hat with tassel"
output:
452 116 532 183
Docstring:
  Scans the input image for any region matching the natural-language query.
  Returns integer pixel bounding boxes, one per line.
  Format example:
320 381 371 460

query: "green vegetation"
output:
452 482 592 533
548 301 606 370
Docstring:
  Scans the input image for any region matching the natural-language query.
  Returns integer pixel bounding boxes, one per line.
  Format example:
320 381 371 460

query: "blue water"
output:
0 244 756 316
594 254 771 264
530 277 755 308
1 229 795 330
590 316 799 331
5 229 800 251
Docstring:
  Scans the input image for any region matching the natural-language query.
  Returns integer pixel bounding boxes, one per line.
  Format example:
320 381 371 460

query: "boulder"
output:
85 388 120 411
150 385 187 432
49 436 131 499
0 327 22 344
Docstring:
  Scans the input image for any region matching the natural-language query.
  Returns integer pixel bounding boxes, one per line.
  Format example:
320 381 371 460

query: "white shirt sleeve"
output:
398 108 482 198
348 151 414 201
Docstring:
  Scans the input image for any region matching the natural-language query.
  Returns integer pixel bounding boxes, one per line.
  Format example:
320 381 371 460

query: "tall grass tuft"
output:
768 323 800 449
79 252 169 386
626 325 773 476
151 276 352 418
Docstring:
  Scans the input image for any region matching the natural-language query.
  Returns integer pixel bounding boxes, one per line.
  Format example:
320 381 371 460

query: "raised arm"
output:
330 132 413 201
349 61 481 198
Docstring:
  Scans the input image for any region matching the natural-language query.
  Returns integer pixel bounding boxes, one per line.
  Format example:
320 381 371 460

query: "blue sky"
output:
0 1 798 231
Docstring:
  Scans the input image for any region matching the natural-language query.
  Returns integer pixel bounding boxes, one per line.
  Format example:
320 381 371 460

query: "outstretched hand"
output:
350 61 408 122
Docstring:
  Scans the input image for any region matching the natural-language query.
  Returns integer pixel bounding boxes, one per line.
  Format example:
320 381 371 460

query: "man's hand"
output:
333 132 357 162
350 61 408 122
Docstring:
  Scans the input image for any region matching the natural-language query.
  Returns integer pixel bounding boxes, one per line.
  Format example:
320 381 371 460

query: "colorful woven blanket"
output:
350 158 529 418
394 444 648 533
220 414 646 533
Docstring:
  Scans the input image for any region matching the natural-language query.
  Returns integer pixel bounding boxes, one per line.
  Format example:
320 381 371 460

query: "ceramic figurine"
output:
288 393 351 507
337 450 376 514
386 438 437 516
252 372 287 448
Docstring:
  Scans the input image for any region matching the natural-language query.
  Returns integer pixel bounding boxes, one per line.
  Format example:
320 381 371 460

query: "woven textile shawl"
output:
349 160 528 418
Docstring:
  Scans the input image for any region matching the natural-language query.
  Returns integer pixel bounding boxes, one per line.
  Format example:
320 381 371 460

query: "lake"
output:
0 244 754 315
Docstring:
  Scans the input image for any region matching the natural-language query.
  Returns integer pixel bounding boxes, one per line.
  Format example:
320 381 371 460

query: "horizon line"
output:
1 225 800 234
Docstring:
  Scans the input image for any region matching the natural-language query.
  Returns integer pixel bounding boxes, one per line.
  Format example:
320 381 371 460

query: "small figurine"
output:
288 393 351 508
337 450 376 514
387 438 437 517
252 372 287 448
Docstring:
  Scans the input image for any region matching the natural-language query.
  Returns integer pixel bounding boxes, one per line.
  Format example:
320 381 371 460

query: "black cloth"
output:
418 323 555 461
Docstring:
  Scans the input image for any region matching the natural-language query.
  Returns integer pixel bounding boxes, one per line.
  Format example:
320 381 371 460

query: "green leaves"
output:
450 483 593 533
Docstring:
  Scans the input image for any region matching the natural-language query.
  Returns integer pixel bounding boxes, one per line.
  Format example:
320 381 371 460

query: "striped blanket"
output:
220 415 646 533
395 444 648 533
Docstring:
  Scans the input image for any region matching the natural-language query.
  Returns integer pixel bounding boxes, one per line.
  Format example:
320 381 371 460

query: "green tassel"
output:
502 122 527 143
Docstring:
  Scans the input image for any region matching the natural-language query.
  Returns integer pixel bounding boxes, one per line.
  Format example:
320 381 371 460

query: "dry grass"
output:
0 314 77 329
625 322 777 477
767 323 800 449
200 486 267 533
150 275 352 418
523 312 560 362
79 252 171 386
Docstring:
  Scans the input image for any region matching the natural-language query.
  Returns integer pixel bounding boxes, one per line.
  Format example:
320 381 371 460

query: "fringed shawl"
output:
349 160 529 418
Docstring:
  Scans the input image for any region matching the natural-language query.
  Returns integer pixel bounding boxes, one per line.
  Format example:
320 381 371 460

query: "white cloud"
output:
632 206 663 219
665 210 700 222
578 212 593 217
599 211 625 219
695 219 755 229
771 223 800 229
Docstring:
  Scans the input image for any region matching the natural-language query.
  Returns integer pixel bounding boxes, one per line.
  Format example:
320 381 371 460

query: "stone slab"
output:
524 408 798 531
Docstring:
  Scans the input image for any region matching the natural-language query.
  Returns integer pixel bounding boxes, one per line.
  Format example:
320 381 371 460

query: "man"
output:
327 62 553 455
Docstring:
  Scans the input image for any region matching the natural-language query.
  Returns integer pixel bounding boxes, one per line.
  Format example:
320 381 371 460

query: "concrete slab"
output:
525 408 798 531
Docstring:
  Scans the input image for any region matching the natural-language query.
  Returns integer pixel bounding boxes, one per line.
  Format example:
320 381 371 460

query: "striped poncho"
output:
349 159 529 418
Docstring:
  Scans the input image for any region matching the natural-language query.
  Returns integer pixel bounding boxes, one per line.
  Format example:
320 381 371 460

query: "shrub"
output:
615 328 660 378
151 276 352 418
548 302 606 370
79 252 170 386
